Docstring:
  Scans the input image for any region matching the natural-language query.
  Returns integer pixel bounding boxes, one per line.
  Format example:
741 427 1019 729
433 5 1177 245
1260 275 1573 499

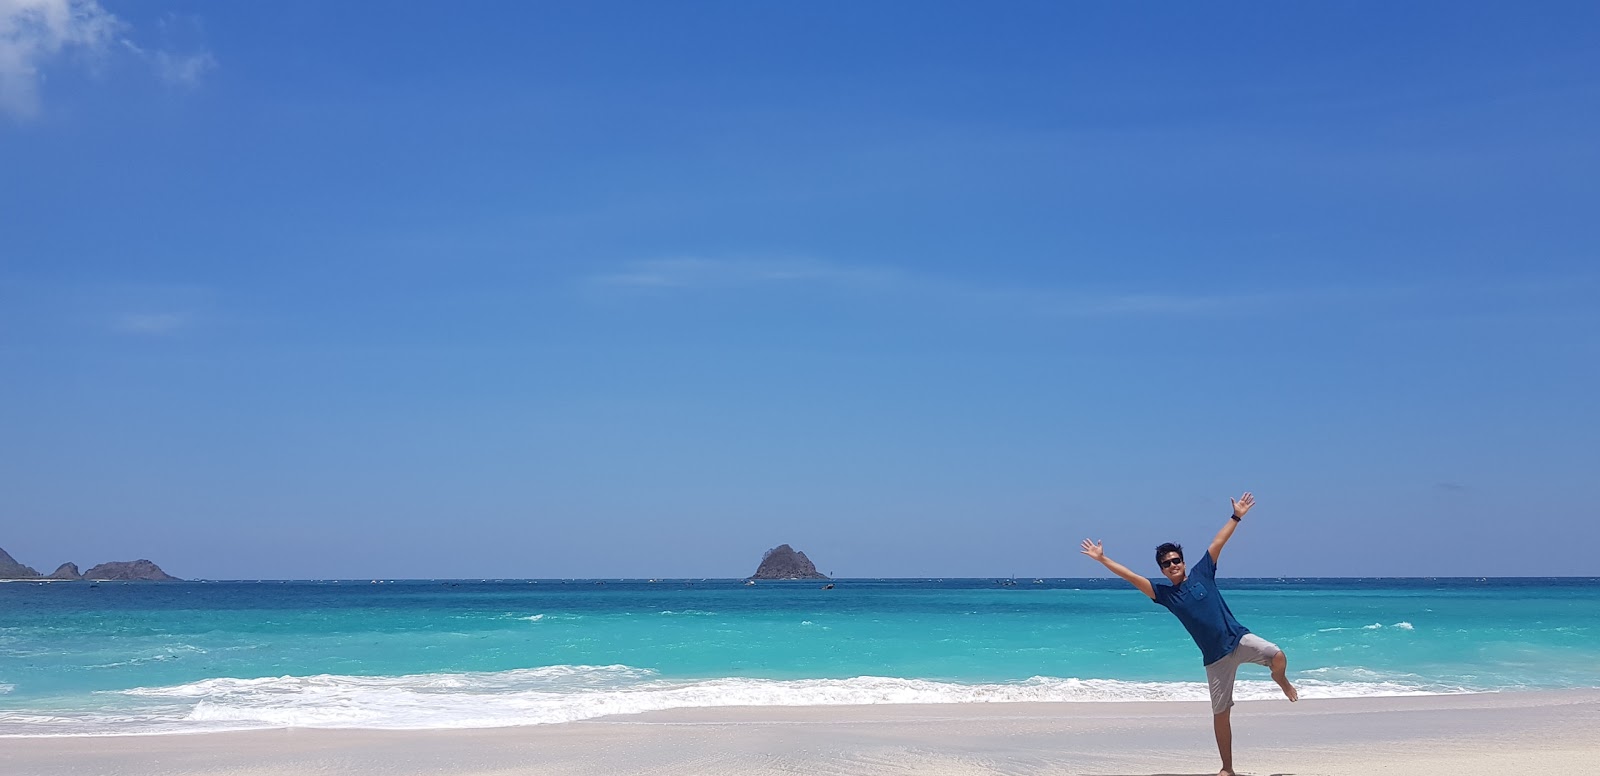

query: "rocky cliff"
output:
750 544 829 580
47 562 84 581
83 560 179 581
1 547 180 581
0 547 40 579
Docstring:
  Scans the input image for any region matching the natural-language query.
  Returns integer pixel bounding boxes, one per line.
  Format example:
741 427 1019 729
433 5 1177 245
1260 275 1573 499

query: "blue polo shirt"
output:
1149 552 1249 666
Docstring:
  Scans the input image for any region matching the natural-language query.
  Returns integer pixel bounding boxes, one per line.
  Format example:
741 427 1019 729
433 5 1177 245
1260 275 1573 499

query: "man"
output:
1079 491 1297 776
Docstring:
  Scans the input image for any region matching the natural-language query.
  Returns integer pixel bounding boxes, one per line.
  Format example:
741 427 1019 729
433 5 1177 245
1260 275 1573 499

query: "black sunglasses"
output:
1159 557 1185 569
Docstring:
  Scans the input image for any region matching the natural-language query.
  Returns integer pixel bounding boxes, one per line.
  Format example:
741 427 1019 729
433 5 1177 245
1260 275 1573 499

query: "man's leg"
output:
1237 634 1298 704
1205 657 1241 776
1270 649 1298 702
1212 707 1234 776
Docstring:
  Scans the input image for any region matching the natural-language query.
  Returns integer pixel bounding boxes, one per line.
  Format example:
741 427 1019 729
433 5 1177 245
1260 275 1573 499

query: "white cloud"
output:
113 312 188 335
590 258 904 292
0 0 121 118
152 49 214 87
584 257 1270 318
1048 291 1258 317
0 1 215 118
144 13 214 88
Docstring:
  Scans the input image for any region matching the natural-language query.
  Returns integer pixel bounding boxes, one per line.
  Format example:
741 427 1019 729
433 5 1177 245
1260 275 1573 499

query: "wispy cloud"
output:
122 13 215 89
585 257 1281 318
590 258 904 292
1 281 215 337
1041 291 1267 317
113 312 189 335
0 0 121 118
87 283 213 336
0 1 214 118
151 49 214 87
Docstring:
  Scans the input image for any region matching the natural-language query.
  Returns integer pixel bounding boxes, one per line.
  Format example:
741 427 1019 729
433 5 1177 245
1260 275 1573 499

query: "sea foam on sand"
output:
1 690 1596 776
0 664 1470 735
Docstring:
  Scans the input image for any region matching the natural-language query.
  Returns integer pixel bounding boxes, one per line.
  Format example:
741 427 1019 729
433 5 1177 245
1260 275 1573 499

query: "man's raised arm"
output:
1080 539 1156 600
1208 491 1255 563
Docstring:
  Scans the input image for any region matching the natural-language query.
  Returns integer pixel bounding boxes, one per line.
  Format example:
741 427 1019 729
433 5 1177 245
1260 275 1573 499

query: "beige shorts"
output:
1203 633 1281 715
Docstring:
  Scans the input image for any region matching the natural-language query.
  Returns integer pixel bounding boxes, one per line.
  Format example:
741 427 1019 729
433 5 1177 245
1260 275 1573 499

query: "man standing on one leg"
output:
1079 492 1298 776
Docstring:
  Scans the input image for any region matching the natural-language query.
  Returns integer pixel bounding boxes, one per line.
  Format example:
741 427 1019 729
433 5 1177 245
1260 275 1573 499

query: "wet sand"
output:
4 689 1597 775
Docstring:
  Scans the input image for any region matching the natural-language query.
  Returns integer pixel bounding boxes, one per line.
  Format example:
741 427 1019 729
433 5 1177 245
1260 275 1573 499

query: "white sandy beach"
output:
4 690 1597 776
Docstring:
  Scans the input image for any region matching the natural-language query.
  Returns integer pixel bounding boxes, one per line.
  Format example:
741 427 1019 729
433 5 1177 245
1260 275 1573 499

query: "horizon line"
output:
7 575 1595 583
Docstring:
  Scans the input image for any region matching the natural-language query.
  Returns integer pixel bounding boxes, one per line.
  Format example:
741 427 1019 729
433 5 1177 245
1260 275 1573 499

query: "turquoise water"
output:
1 578 1596 734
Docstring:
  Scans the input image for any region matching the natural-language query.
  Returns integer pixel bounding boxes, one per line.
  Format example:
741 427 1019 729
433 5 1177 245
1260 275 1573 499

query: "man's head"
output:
1156 542 1186 583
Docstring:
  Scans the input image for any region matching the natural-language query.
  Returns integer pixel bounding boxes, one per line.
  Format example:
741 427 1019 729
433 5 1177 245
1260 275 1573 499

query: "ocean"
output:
1 577 1596 736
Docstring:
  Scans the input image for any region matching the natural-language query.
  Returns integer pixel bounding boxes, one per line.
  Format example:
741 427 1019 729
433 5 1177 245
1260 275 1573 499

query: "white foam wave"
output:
0 664 1466 736
124 664 654 698
498 612 588 623
87 646 207 670
1301 666 1427 683
1352 622 1417 632
0 683 12 694
1319 621 1419 635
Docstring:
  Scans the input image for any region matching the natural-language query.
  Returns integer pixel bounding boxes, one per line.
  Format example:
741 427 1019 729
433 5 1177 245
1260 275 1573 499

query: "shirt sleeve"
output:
1149 580 1171 605
1194 552 1217 581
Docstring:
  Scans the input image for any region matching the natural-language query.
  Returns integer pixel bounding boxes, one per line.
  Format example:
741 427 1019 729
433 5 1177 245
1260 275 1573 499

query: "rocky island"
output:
749 544 829 580
83 560 179 581
47 562 83 580
0 547 39 579
0 546 179 581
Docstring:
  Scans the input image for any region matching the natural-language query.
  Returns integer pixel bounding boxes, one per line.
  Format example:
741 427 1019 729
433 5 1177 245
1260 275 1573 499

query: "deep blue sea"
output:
2 577 1596 735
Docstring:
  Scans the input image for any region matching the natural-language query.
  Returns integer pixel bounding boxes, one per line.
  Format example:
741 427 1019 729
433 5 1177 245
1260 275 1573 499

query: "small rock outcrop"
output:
48 563 84 580
83 560 179 581
0 547 40 579
750 544 829 580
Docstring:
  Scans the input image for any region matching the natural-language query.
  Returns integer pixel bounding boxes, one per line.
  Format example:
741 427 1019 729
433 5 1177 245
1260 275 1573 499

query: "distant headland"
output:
749 544 829 580
0 546 179 581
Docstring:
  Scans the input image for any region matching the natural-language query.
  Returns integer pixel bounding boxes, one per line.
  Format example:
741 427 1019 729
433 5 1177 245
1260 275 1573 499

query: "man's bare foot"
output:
1274 673 1299 702
1218 768 1236 776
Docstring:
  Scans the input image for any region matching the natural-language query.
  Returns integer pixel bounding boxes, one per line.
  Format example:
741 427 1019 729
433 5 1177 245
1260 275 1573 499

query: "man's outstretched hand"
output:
1231 492 1255 519
1079 539 1105 562
1082 538 1155 598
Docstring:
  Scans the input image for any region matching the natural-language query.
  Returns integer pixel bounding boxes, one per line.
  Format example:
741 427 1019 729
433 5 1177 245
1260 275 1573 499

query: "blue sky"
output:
2 1 1596 579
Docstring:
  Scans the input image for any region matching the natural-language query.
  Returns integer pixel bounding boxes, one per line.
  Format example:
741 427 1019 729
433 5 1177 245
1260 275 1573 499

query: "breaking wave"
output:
0 664 1472 737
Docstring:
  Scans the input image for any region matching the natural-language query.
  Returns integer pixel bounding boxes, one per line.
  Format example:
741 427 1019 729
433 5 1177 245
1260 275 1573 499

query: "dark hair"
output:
1155 543 1184 564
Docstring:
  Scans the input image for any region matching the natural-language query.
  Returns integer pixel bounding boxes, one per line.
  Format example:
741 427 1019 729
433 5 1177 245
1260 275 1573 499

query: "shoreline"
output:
0 681 1519 739
6 576 1599 582
3 689 1596 775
